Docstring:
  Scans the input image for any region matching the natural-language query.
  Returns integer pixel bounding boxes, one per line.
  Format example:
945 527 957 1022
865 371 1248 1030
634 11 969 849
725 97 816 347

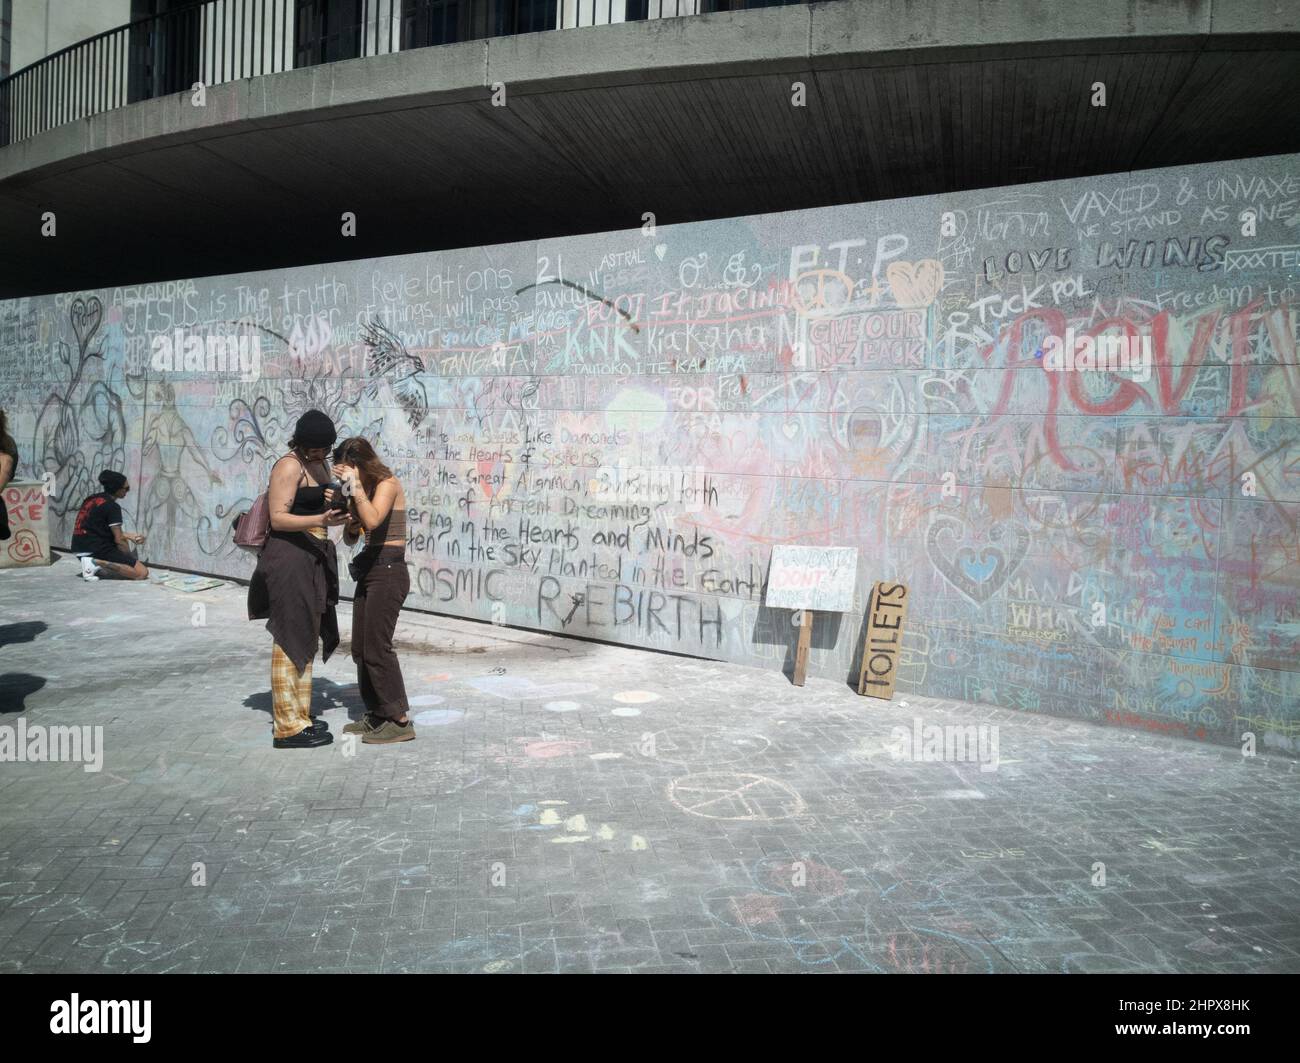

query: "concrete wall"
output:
1 153 1297 749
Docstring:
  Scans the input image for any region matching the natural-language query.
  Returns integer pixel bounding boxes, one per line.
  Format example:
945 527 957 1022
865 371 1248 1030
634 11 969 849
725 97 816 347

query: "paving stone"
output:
0 559 1297 972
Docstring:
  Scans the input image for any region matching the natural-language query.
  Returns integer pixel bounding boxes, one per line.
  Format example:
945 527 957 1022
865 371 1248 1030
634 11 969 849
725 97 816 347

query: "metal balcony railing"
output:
0 0 808 148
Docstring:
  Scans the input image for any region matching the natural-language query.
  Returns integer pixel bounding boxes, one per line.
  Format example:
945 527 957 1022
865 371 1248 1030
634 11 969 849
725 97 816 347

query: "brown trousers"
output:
351 548 410 719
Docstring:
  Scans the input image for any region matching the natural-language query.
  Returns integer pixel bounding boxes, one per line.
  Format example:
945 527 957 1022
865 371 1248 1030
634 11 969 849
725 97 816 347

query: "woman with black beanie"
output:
247 410 351 749
71 470 149 580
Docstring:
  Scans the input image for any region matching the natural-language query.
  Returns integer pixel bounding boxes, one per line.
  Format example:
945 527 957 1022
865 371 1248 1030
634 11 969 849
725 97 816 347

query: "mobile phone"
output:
325 481 349 512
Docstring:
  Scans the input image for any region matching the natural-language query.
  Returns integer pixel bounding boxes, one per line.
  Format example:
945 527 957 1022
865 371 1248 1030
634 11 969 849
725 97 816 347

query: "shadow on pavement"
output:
0 673 47 711
0 621 48 647
243 677 367 722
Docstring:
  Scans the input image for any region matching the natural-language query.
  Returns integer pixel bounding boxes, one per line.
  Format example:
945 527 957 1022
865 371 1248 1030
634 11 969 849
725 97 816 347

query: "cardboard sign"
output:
858 581 909 699
1 481 51 568
152 573 228 593
765 546 859 613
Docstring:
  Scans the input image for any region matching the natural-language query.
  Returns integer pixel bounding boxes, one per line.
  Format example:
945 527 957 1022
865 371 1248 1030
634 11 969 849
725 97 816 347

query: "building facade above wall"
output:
0 0 1298 298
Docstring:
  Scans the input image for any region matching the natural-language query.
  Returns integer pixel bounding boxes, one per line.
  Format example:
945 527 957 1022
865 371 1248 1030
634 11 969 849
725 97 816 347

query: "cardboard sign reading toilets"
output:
858 581 910 699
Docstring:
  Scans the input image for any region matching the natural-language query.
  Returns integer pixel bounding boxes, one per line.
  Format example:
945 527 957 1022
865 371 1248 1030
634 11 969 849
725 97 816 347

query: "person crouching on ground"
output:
332 436 415 745
247 411 351 749
71 471 149 580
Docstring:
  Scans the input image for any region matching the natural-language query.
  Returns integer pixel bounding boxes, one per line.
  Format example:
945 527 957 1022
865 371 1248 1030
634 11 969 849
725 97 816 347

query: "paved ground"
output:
0 554 1297 974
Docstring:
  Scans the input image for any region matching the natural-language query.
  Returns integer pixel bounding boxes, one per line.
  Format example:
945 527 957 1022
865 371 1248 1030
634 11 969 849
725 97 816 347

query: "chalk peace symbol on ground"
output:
667 772 807 821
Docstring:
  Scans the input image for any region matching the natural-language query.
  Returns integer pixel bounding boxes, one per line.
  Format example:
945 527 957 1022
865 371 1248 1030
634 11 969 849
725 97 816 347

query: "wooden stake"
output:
793 609 813 686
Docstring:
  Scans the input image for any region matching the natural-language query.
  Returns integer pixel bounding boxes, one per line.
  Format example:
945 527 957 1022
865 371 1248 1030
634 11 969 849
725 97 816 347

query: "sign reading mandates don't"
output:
764 546 859 613
765 546 860 687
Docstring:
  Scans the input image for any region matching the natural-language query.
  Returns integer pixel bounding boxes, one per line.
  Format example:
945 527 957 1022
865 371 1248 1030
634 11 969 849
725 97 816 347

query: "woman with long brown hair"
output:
332 436 414 744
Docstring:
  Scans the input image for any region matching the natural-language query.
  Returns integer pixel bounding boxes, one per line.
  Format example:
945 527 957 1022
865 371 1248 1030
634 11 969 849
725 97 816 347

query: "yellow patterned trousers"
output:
270 643 313 739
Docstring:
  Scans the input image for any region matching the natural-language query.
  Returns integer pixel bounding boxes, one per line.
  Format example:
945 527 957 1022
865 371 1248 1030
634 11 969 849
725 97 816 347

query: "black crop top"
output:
286 455 329 515
290 484 327 515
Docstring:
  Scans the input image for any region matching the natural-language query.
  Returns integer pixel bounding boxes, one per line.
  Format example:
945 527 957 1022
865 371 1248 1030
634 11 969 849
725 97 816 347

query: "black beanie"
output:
99 470 127 493
293 409 337 448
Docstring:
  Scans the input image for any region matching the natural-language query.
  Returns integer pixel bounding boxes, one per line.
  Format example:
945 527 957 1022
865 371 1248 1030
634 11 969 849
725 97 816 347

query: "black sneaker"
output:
310 717 329 732
273 726 334 749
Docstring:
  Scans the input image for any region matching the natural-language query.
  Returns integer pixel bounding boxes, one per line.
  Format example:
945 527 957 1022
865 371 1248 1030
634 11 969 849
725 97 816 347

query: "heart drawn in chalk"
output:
70 297 103 353
925 514 1029 603
654 244 668 261
886 260 944 308
781 420 800 440
7 529 42 563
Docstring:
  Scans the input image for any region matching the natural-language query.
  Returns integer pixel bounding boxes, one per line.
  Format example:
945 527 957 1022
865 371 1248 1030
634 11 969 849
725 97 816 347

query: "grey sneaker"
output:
362 719 416 744
342 713 381 735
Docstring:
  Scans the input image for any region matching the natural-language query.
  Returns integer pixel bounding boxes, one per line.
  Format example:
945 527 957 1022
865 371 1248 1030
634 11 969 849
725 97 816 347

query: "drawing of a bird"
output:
362 319 429 430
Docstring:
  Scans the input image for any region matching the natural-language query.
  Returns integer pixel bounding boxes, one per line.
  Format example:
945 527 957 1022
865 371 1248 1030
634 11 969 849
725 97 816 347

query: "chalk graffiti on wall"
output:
30 296 127 521
1 157 1297 749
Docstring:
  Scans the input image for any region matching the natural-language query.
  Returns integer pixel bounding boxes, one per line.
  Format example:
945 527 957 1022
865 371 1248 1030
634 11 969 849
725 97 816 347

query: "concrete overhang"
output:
1 0 1298 297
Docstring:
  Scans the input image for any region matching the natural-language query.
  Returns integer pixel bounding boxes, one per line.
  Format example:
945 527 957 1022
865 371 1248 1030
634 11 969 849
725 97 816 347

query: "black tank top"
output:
290 483 327 515
286 455 328 515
